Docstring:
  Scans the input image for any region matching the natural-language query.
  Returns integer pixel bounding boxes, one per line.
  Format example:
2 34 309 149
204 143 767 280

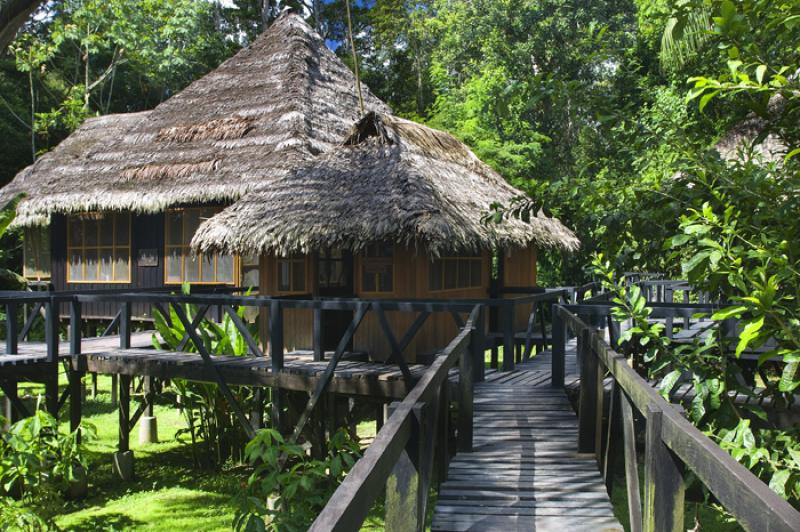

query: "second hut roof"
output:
191 112 580 256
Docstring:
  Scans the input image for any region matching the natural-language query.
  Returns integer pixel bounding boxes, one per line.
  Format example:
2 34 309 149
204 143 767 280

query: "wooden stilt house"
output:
0 12 579 360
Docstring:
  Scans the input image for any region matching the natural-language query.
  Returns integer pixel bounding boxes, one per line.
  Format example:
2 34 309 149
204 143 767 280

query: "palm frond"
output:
660 8 712 72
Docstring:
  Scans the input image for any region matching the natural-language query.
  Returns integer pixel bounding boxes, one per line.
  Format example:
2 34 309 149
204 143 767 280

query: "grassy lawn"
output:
7 374 248 531
5 373 392 531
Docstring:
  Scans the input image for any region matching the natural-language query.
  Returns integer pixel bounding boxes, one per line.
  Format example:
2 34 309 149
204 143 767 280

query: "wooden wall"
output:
258 254 313 352
259 244 538 362
503 246 538 331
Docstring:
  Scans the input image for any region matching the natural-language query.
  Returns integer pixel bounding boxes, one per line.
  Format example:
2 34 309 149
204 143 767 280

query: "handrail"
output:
309 305 482 531
552 304 800 532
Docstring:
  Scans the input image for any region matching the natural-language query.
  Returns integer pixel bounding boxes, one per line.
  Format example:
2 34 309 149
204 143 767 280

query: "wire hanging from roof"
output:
344 0 365 114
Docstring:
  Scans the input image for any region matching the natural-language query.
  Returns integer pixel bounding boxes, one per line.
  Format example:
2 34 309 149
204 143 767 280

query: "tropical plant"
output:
0 411 95 527
232 428 361 532
593 257 800 508
151 286 263 466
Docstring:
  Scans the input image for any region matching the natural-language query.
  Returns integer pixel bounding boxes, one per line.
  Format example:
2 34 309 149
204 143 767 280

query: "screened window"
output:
67 213 131 283
429 254 482 291
361 244 393 293
165 208 234 284
319 248 348 289
23 226 51 280
241 255 260 290
277 255 306 292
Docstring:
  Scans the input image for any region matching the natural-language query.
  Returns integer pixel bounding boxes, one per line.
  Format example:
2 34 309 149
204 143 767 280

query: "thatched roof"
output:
1 11 388 226
715 95 788 164
191 112 580 256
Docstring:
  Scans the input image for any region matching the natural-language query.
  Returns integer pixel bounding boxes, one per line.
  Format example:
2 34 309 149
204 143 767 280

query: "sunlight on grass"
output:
4 373 248 531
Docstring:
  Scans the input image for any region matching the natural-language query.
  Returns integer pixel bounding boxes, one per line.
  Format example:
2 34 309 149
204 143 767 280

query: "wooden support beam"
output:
269 302 284 370
101 309 121 337
270 301 284 429
176 304 209 351
5 302 17 354
70 300 82 355
577 328 597 454
313 306 323 361
69 369 84 438
251 388 265 432
621 391 643 532
118 374 131 452
374 303 412 383
223 306 263 357
288 303 369 445
19 301 43 342
594 360 606 466
172 302 256 440
471 306 485 383
45 299 59 364
644 405 684 532
449 311 464 330
1 380 25 421
501 303 514 372
435 380 450 484
551 308 566 387
457 327 474 453
385 402 428 532
603 382 621 494
119 302 131 349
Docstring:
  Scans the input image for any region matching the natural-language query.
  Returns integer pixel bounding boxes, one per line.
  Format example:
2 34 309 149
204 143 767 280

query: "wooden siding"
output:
259 254 313 352
503 246 538 331
257 244 537 361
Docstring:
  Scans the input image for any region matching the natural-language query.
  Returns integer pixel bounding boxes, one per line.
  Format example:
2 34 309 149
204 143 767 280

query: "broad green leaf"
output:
659 370 682 399
711 305 747 320
769 469 791 498
755 64 767 84
736 316 764 357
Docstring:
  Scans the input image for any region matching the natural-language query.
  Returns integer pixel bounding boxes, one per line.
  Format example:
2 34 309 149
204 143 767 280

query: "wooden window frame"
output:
164 207 237 286
276 255 308 294
428 254 483 293
360 244 395 295
67 213 132 284
23 226 51 280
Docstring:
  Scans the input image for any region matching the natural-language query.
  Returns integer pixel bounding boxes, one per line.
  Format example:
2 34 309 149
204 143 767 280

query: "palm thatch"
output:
191 112 580 257
715 96 788 165
1 11 389 227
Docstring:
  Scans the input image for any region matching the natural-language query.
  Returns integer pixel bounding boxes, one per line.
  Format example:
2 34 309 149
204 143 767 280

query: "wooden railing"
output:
309 304 483 532
551 303 800 532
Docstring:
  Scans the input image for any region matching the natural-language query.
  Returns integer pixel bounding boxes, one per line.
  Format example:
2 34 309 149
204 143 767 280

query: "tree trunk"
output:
0 0 46 51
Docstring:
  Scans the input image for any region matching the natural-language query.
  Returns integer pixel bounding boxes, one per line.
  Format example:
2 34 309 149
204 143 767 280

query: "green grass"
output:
4 373 394 531
6 373 247 531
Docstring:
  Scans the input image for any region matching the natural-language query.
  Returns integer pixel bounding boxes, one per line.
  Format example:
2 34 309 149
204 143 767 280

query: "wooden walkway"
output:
432 342 622 531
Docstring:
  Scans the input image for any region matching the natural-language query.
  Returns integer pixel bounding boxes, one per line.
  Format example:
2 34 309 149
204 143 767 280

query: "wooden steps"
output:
432 345 622 531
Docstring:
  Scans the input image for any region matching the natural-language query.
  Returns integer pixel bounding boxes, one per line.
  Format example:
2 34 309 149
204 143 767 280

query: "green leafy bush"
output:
0 411 95 529
232 428 361 532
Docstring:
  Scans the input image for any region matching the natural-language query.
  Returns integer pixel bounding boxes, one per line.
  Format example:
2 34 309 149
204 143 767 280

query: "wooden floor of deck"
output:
0 333 426 399
432 341 622 531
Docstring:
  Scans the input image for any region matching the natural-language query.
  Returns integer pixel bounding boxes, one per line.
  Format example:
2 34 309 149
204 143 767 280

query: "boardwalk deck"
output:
433 341 623 531
0 332 428 399
0 332 154 370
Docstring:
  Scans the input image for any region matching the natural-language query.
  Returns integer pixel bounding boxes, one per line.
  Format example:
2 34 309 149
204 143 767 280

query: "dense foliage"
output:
233 428 360 531
0 412 94 530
